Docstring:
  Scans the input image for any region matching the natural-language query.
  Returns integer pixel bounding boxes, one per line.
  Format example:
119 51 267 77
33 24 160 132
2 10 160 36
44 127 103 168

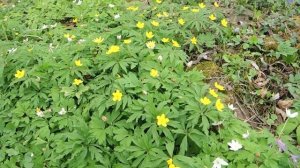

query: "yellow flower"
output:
73 79 83 85
156 0 162 3
200 97 211 105
214 2 219 7
178 18 185 25
136 21 144 29
156 13 163 18
162 38 170 43
150 69 159 78
64 33 76 40
112 90 123 102
146 31 154 39
191 37 197 44
199 3 206 8
93 37 104 44
124 39 132 44
157 114 169 127
221 19 228 27
163 12 169 17
182 6 189 10
209 14 216 21
75 60 82 67
15 70 25 79
209 88 218 98
36 108 42 113
214 82 225 91
191 8 200 13
151 20 159 27
127 6 139 11
167 159 173 165
215 99 224 112
72 18 78 23
146 41 156 49
172 40 180 48
169 164 180 168
106 45 120 55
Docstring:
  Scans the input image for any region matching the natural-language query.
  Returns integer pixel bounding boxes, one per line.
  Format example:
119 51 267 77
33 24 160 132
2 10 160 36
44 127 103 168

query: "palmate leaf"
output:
89 116 106 145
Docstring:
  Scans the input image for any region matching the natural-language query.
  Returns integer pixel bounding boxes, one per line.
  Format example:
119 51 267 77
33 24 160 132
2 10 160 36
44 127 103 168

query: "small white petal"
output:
41 24 48 30
228 140 242 151
117 35 122 40
58 108 67 115
36 111 44 117
212 157 228 168
286 109 299 118
157 55 163 62
242 130 250 139
186 61 193 67
228 104 237 111
108 4 115 8
114 14 120 19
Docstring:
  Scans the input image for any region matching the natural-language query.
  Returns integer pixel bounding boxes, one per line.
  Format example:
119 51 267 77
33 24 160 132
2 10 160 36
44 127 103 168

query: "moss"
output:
192 61 221 78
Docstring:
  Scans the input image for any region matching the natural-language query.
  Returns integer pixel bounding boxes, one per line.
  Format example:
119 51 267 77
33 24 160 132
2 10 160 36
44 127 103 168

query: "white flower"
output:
77 39 86 44
157 55 163 62
36 111 44 117
212 157 228 168
108 4 115 8
41 24 48 30
242 130 250 139
48 43 55 52
73 0 82 5
212 120 223 126
186 61 193 67
286 109 298 118
8 48 17 54
228 104 237 111
114 14 120 19
228 140 242 151
142 90 148 95
23 38 29 43
58 108 67 115
117 35 122 40
30 153 34 157
50 23 57 28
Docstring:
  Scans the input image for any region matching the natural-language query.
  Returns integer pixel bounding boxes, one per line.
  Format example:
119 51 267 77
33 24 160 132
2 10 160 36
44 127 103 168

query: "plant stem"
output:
278 118 289 138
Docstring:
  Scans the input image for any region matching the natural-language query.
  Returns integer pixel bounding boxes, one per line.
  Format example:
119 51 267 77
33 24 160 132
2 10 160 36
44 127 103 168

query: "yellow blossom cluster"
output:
199 82 226 112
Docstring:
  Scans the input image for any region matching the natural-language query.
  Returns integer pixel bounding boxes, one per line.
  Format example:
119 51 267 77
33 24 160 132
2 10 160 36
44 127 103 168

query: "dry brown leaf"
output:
259 88 268 98
275 107 286 122
277 99 293 110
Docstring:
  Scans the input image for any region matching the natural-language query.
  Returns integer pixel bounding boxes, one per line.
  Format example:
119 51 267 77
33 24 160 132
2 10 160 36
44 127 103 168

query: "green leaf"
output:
179 136 188 155
166 142 174 157
296 126 300 144
90 116 106 144
6 149 19 156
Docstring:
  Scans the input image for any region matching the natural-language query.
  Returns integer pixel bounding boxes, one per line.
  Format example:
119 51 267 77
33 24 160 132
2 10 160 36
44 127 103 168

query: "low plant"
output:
0 0 299 168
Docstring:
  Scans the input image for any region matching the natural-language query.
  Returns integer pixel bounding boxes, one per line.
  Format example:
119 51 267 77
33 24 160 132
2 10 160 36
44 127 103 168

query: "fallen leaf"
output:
277 99 293 110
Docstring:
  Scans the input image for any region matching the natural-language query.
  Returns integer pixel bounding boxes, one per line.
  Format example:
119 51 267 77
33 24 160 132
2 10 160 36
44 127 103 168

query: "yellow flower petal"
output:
73 79 83 85
214 82 225 91
75 60 83 67
150 69 159 78
221 19 228 27
157 114 169 127
191 37 197 44
112 90 123 102
15 70 25 79
200 97 211 105
136 21 145 29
